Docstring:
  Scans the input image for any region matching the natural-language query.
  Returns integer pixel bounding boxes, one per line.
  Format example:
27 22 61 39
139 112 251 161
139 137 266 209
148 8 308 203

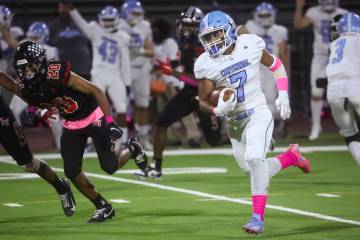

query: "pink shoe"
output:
288 144 312 173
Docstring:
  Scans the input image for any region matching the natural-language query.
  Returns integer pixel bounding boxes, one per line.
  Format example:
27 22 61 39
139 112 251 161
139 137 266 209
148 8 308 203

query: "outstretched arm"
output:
294 0 313 29
67 72 112 116
261 49 291 119
0 25 19 49
0 71 21 96
68 7 95 40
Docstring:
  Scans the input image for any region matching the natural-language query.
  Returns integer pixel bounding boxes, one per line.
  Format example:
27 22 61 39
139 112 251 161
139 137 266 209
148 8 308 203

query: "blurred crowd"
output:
0 0 350 150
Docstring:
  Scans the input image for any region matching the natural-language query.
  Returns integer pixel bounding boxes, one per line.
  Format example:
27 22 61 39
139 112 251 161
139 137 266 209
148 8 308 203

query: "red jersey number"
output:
47 64 61 80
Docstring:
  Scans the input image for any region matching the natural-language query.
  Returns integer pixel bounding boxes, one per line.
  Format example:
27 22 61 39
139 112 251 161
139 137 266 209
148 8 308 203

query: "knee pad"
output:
100 162 117 175
21 158 42 173
344 133 360 145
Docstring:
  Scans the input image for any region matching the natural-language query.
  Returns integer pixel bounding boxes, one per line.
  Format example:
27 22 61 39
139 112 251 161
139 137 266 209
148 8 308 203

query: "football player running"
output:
148 6 223 179
0 41 148 223
68 5 131 148
0 95 75 217
325 13 360 166
1 21 63 150
294 0 347 140
119 0 154 149
195 11 311 234
244 2 289 139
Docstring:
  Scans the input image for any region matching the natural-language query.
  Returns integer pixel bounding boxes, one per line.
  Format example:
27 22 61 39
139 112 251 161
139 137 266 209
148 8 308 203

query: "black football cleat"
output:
87 205 115 223
128 137 149 171
59 178 76 217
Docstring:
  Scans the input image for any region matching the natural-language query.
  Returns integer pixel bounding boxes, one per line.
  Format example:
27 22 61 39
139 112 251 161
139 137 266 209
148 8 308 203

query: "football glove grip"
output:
212 88 237 116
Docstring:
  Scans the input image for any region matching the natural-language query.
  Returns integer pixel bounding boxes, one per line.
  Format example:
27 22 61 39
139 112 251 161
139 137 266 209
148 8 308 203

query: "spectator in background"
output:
1 21 63 150
242 2 289 139
294 0 347 140
49 0 92 79
152 18 202 147
119 0 155 150
0 5 23 103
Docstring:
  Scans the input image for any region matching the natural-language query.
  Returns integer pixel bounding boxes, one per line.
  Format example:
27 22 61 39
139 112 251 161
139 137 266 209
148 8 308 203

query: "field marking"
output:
0 157 359 227
117 167 227 175
0 145 348 161
3 203 24 207
317 193 341 198
0 173 39 180
1 159 358 226
109 199 131 204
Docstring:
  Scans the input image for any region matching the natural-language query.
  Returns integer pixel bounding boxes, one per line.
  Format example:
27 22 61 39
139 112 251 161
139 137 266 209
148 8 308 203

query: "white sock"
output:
267 157 282 179
249 158 270 195
311 99 322 128
348 141 360 166
135 124 150 136
120 127 128 145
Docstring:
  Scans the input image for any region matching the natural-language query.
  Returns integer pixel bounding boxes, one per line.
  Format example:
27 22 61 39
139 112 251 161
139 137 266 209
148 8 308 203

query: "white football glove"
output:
275 91 291 120
213 88 237 117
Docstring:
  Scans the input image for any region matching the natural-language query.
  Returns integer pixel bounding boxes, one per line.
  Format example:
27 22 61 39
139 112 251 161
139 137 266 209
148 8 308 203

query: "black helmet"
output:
13 40 47 85
330 14 343 41
152 19 171 44
177 6 204 42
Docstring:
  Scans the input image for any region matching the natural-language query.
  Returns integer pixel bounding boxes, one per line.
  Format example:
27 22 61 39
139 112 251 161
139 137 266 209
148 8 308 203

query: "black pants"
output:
156 85 222 146
0 99 33 165
60 117 117 179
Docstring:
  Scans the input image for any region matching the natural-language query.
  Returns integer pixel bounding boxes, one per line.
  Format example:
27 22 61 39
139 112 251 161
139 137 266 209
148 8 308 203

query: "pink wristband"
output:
270 57 282 72
275 77 289 91
104 115 114 124
178 75 198 87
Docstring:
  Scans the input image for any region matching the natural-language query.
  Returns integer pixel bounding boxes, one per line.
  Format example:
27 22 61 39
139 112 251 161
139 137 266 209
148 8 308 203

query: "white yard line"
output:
0 158 359 226
0 145 348 161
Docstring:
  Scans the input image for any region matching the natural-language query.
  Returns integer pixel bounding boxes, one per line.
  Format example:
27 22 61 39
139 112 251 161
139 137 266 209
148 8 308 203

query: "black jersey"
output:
18 60 98 121
179 39 204 76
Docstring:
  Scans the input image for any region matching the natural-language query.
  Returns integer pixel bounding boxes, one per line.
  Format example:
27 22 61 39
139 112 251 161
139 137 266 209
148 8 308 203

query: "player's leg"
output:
309 54 327 140
151 88 196 178
195 103 222 147
181 113 202 147
132 66 152 150
240 106 273 235
90 118 148 175
330 97 360 165
226 117 249 174
0 102 73 216
61 127 115 222
107 77 129 148
50 116 62 150
9 94 28 124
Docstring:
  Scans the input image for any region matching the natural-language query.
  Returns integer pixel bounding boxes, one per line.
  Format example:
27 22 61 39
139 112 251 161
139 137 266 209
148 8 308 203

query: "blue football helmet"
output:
199 11 237 57
26 21 50 44
98 5 120 32
120 0 144 25
0 5 13 27
319 0 339 12
337 12 360 35
254 2 276 28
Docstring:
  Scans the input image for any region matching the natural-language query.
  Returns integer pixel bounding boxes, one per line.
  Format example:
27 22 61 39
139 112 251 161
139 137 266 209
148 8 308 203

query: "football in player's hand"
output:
210 88 236 106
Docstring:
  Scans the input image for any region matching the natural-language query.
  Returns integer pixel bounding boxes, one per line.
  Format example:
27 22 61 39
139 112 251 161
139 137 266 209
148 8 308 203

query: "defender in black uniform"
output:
0 96 75 217
0 41 148 223
148 7 222 179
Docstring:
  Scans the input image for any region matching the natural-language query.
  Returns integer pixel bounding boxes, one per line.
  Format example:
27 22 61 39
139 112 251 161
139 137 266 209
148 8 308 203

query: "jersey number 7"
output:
229 70 247 102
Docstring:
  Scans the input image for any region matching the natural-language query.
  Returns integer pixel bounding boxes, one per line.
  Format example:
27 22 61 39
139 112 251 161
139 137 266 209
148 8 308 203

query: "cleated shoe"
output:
288 144 312 173
128 137 149 171
87 205 115 223
242 214 264 235
59 178 76 217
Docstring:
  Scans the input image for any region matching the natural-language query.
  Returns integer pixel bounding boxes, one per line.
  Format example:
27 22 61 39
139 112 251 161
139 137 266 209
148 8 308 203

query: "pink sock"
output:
276 151 298 170
252 195 267 221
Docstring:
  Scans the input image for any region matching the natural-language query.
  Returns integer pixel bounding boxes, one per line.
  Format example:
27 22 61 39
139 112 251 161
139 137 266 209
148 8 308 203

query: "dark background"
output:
4 0 360 114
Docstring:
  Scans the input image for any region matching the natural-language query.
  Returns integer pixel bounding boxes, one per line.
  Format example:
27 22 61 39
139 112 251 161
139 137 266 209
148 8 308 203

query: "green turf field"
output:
0 149 360 240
